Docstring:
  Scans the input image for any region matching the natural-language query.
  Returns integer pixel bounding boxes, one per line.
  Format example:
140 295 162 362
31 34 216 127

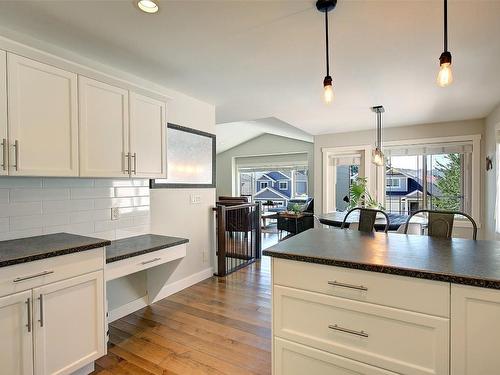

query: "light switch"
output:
190 195 202 204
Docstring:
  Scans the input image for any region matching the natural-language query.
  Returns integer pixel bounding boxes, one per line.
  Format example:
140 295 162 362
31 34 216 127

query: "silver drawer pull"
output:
141 257 161 265
13 270 54 283
38 294 44 327
26 298 32 333
329 324 369 338
328 280 368 291
1 138 7 171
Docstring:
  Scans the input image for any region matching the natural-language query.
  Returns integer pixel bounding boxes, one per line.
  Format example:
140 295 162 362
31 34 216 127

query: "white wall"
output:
484 104 500 240
314 119 485 236
216 133 314 198
0 177 150 242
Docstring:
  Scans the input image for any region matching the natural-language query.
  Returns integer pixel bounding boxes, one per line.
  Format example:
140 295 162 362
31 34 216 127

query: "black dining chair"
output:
402 209 478 240
340 207 390 233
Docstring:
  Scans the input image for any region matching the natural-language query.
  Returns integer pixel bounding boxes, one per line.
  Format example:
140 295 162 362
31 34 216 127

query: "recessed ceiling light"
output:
137 0 159 14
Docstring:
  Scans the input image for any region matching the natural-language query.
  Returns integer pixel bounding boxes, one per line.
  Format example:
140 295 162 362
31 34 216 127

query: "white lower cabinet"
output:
1 250 105 375
275 338 397 375
451 284 500 375
33 272 105 375
272 258 450 375
0 290 33 375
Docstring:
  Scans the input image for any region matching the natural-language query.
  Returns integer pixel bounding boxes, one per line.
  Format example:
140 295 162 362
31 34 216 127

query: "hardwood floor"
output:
93 257 272 375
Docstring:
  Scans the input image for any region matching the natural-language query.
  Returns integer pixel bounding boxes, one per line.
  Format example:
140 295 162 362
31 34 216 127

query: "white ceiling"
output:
0 0 499 135
216 117 313 153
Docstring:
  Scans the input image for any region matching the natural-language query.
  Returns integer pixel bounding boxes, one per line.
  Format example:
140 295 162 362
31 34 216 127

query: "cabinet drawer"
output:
275 338 397 375
0 248 104 297
105 243 186 281
274 285 449 375
273 258 449 317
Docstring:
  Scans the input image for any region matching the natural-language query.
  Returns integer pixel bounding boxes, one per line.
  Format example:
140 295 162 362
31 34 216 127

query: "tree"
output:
432 154 462 211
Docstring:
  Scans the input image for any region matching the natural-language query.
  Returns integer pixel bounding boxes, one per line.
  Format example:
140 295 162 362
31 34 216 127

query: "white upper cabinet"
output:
0 290 34 375
79 76 130 178
7 54 79 176
0 50 7 176
129 92 166 178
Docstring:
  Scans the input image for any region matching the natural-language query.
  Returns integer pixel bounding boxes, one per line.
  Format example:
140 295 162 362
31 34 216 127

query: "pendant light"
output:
371 106 385 166
316 0 337 104
437 0 453 87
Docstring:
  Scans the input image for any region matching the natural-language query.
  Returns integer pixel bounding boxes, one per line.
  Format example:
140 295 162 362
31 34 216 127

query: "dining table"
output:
317 211 410 232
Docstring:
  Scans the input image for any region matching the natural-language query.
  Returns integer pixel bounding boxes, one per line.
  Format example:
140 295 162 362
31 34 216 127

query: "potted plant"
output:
347 177 383 209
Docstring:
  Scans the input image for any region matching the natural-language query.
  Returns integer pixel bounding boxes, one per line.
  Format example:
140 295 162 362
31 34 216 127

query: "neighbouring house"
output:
254 171 292 207
385 167 442 214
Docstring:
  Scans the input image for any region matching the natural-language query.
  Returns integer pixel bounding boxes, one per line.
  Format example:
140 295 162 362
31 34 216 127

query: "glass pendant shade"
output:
323 76 333 104
372 148 384 166
437 62 453 87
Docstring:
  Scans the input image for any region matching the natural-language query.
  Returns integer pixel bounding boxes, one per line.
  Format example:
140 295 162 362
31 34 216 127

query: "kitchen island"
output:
263 228 500 375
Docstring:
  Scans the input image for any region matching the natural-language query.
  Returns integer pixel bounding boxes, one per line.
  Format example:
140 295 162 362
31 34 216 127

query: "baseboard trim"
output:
108 296 148 323
149 267 213 304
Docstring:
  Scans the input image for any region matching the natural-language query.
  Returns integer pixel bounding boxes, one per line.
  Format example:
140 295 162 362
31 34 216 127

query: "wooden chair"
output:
402 209 478 240
340 207 390 233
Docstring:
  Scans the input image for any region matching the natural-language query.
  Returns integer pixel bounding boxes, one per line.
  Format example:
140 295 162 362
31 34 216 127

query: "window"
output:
384 141 473 216
237 167 308 198
386 178 401 188
260 181 269 190
279 181 288 190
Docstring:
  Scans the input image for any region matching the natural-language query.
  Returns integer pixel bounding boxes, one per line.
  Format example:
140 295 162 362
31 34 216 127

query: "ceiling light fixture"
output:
437 0 453 87
371 106 385 166
316 0 337 104
137 0 159 14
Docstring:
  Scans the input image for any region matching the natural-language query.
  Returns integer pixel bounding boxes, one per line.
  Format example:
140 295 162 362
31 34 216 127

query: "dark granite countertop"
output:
0 233 111 268
263 228 500 289
106 234 189 263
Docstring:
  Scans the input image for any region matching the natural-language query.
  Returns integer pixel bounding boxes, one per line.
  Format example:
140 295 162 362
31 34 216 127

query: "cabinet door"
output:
451 284 500 375
0 50 7 175
79 76 129 177
7 53 78 176
33 271 105 375
0 290 34 375
129 92 166 178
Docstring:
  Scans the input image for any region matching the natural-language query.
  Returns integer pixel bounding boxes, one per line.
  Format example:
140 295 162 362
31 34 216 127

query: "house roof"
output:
256 174 276 182
253 187 289 200
266 171 290 181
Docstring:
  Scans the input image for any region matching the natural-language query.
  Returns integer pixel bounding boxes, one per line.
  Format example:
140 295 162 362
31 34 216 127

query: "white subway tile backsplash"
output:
11 188 70 202
0 218 9 233
0 202 42 217
0 177 42 188
114 187 150 198
43 178 94 188
42 199 94 213
0 177 150 241
70 187 114 199
0 189 8 203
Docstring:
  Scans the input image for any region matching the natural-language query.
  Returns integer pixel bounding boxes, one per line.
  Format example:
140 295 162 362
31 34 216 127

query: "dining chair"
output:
340 207 390 233
402 209 478 240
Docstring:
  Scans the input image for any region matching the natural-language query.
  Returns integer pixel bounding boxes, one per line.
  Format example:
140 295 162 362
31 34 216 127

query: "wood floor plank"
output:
92 259 271 375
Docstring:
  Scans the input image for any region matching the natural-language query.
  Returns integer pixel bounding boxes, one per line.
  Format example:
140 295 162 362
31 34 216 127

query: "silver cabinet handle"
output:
132 152 137 175
328 280 368 291
141 257 161 265
26 298 32 333
38 294 44 327
13 270 54 283
124 152 130 174
1 138 6 171
329 324 368 338
13 140 19 171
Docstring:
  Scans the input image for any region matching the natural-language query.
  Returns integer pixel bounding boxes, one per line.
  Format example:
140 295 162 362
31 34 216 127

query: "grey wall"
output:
216 133 314 198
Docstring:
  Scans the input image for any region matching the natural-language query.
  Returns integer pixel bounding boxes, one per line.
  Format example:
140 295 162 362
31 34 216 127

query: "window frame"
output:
260 181 269 190
378 134 481 226
278 181 288 190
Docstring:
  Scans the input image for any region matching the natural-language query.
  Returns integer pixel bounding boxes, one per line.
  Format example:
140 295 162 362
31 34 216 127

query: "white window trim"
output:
279 181 288 190
386 177 402 189
322 144 373 214
379 134 481 226
260 181 269 190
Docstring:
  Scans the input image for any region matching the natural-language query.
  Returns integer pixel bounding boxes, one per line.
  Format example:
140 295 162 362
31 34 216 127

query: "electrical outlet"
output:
111 207 120 221
190 194 202 204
